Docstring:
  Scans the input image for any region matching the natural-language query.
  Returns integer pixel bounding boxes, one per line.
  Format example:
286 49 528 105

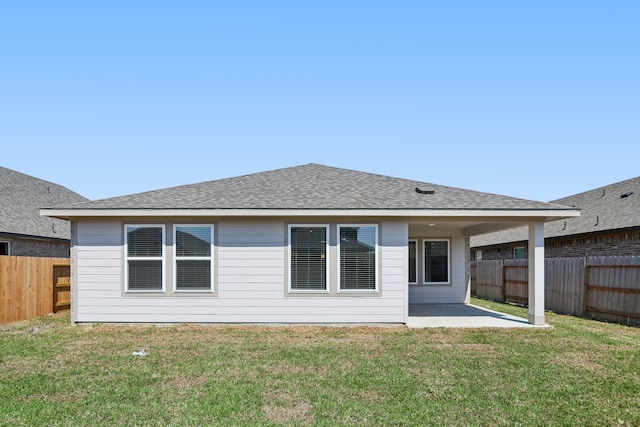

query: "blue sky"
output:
1 1 638 203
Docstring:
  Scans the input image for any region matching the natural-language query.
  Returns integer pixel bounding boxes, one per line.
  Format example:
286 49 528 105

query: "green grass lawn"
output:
1 298 639 426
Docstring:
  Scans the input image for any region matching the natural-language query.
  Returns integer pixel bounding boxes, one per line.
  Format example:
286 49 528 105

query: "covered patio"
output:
406 303 549 328
407 219 553 326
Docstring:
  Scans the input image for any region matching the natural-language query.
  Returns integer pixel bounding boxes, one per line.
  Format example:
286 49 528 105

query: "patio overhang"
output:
408 217 573 326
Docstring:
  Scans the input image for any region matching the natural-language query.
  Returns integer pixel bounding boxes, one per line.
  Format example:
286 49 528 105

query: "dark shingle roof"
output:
0 166 88 240
49 163 572 212
471 175 640 247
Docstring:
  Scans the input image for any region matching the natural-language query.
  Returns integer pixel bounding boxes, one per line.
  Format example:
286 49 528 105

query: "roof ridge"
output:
43 163 577 212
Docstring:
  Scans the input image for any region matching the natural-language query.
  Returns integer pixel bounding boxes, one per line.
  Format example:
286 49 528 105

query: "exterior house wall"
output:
473 245 526 261
545 230 640 257
0 235 71 258
473 230 640 260
408 226 467 304
74 219 407 324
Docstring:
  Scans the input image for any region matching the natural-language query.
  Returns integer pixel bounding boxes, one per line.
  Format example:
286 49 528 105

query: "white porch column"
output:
528 221 545 325
403 221 410 324
464 236 471 304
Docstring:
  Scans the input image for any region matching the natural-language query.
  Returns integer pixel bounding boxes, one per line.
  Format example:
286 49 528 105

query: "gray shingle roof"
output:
471 175 640 247
0 166 88 240
49 163 572 211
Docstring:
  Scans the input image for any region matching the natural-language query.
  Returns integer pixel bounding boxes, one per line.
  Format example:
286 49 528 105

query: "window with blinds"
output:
126 225 165 291
175 225 214 291
289 225 328 291
424 239 450 284
338 225 378 291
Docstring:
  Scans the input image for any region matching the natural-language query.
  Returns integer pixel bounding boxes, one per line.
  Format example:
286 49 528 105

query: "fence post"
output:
583 259 590 318
500 260 505 303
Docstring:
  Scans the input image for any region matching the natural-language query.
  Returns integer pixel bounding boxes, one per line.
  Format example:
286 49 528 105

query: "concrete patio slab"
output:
407 303 550 328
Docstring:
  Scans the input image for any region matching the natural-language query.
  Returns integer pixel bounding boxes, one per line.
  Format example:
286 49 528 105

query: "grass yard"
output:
1 298 639 426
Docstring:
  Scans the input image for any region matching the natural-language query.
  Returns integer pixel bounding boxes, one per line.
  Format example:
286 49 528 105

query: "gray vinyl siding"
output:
74 219 406 323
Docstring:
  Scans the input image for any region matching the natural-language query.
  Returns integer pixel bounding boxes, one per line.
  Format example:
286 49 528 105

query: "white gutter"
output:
42 208 580 220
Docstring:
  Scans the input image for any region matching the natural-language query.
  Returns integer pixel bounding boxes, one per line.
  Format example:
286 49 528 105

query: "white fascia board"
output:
41 208 580 220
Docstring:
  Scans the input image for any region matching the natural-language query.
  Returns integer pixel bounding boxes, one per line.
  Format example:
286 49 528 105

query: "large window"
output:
338 225 378 291
289 225 329 291
424 239 450 284
175 225 214 291
125 225 165 292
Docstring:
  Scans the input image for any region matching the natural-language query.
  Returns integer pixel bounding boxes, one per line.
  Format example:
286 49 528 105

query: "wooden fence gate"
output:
53 263 71 313
0 256 71 323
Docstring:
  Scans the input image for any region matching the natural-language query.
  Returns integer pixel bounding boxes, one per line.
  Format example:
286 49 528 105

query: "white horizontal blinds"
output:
176 226 211 257
126 226 164 291
339 225 377 290
128 261 163 290
176 260 211 290
424 240 449 283
128 227 163 257
408 240 417 283
175 226 213 291
290 226 327 291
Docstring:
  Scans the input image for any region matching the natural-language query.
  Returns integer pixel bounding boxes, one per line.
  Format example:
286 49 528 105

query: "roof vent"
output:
415 187 435 195
620 191 634 199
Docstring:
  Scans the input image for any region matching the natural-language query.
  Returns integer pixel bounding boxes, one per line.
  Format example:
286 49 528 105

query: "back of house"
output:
42 164 578 325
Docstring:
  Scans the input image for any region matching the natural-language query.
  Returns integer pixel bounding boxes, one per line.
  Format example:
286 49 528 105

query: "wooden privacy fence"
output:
471 256 640 326
0 256 71 323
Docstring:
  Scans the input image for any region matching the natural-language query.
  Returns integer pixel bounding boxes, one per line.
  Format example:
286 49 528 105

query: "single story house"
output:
42 164 579 325
470 176 640 260
1 166 87 257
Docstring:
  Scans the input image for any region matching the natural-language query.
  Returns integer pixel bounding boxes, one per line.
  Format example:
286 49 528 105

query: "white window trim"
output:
337 224 379 293
124 224 166 293
174 224 215 293
0 241 10 256
408 239 418 284
288 224 330 293
423 238 451 285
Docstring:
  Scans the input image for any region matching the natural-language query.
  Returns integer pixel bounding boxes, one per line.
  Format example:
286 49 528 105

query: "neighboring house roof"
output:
471 175 640 248
0 166 88 240
43 163 575 216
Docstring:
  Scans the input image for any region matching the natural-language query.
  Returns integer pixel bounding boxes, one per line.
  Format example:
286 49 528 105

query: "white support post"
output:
464 236 471 304
528 222 545 325
403 222 410 324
